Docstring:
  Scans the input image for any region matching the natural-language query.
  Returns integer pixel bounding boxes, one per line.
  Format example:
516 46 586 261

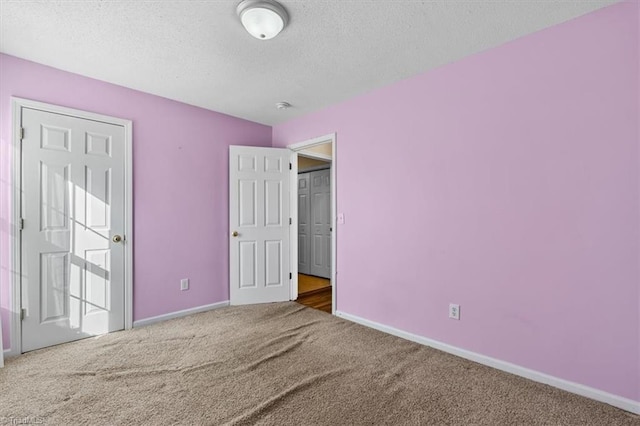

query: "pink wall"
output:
1 0 637 406
274 2 639 402
0 54 271 351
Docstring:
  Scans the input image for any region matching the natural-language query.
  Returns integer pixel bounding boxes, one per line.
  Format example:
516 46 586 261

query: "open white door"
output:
229 146 291 305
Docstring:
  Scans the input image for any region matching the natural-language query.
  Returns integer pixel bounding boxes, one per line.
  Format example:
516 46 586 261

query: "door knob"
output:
112 234 123 243
232 231 239 237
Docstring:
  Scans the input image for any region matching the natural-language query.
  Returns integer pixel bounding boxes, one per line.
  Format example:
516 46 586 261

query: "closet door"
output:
309 169 331 279
297 173 311 275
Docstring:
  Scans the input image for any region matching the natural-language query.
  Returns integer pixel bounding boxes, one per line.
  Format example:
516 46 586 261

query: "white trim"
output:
133 301 230 328
8 100 22 358
123 114 133 331
287 134 335 151
289 152 299 299
335 310 640 415
287 133 337 314
9 97 134 356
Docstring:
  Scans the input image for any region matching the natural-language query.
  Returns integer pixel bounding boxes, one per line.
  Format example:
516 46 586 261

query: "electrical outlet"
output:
180 278 189 291
449 303 460 320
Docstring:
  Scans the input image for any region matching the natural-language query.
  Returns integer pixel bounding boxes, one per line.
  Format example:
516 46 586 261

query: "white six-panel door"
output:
297 174 311 275
309 169 331 278
229 146 291 305
21 108 126 352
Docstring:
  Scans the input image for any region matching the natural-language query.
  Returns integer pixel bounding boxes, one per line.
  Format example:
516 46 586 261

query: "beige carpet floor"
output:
1 302 638 425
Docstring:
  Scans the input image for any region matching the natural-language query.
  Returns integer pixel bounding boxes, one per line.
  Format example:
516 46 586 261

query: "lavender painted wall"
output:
274 2 640 402
0 54 271 350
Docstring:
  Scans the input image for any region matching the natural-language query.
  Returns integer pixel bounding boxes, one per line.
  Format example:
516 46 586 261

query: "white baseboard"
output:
133 301 229 328
335 310 640 415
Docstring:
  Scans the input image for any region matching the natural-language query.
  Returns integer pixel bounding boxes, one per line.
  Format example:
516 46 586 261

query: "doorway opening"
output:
287 134 336 314
297 155 331 312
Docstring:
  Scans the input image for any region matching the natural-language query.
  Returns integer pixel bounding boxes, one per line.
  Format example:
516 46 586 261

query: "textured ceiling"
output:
0 0 619 125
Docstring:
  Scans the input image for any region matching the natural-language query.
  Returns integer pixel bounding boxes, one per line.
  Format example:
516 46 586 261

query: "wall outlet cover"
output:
449 303 460 320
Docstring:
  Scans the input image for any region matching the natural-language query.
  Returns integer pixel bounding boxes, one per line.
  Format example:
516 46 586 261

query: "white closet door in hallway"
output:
298 169 331 279
298 174 311 275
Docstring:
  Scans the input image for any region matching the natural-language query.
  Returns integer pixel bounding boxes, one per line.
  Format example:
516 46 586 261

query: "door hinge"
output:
20 308 26 320
289 273 292 280
289 163 292 170
19 127 24 140
289 217 292 225
19 218 24 230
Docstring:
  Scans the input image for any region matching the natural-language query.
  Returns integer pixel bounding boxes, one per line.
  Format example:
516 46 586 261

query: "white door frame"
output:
288 133 337 315
8 97 133 357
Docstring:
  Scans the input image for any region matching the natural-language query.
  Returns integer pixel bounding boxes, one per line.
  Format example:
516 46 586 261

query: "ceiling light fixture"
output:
237 0 289 40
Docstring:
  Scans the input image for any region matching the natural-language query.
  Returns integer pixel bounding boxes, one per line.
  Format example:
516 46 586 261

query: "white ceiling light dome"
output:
237 0 289 40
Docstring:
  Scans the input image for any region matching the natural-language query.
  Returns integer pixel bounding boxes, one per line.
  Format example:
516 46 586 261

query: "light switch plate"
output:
180 278 189 291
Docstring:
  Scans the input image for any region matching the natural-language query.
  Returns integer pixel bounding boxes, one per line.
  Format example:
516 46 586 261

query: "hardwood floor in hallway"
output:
296 274 332 313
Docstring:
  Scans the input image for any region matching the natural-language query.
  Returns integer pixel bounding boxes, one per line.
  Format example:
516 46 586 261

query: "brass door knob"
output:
232 231 239 237
112 235 123 243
